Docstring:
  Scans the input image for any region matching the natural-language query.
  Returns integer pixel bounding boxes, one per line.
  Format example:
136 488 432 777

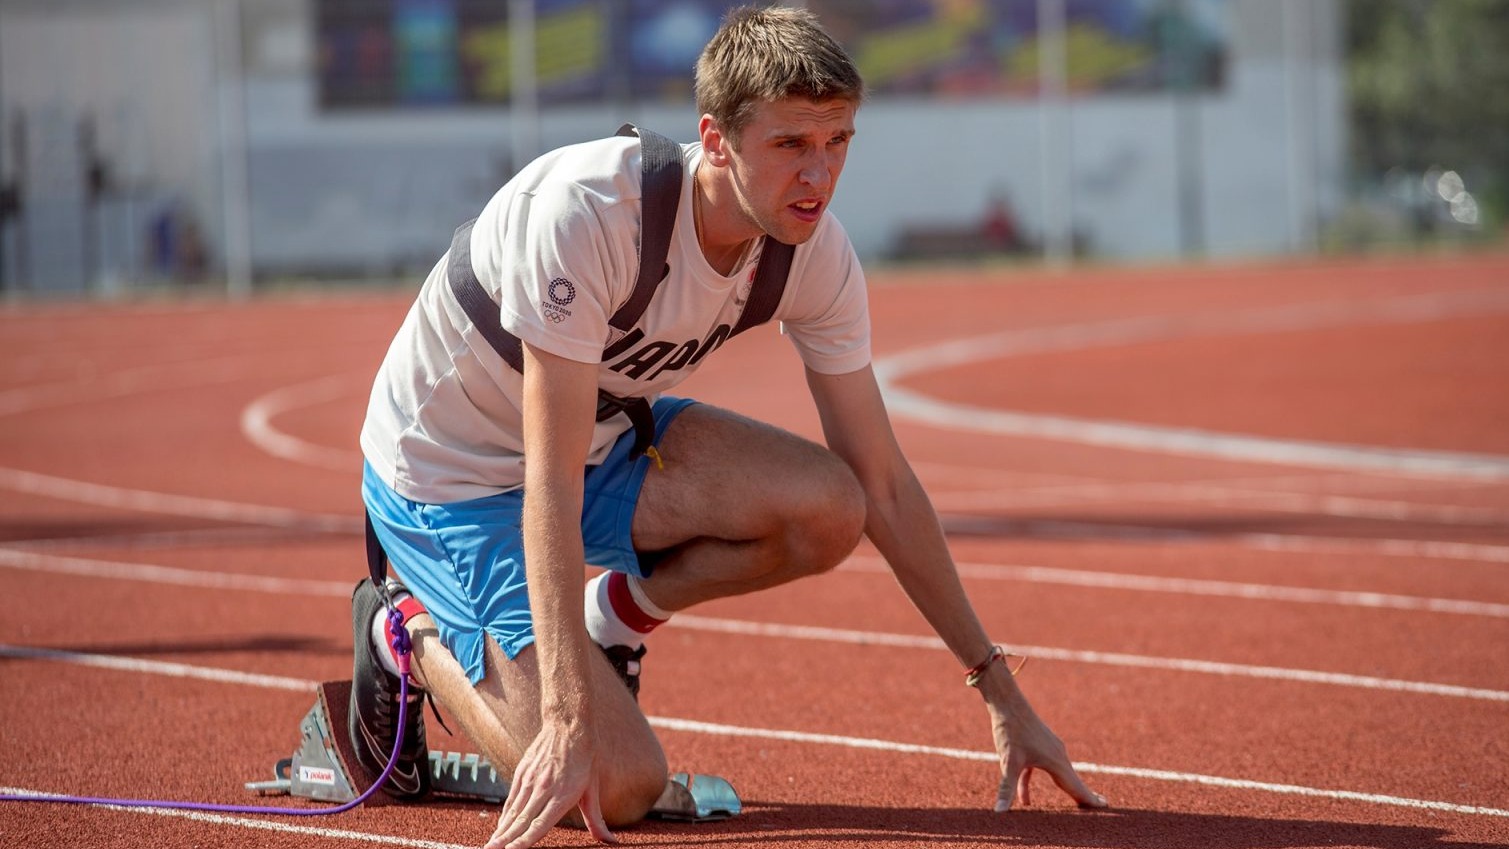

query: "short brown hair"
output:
694 5 865 145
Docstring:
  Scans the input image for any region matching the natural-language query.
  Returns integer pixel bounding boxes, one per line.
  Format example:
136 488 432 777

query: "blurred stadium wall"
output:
0 0 1484 296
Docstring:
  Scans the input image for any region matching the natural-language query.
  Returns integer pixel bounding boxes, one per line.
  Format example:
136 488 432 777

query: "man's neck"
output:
693 168 755 276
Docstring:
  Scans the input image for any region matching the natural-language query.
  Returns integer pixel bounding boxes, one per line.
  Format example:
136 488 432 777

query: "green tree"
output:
1347 0 1509 223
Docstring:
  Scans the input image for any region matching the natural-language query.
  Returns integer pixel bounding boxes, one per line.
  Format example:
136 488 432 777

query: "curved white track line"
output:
3 648 1504 819
240 373 366 472
0 351 356 530
232 376 1509 564
874 289 1509 480
882 392 1509 480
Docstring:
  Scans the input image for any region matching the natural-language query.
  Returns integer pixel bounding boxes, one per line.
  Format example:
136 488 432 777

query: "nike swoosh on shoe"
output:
357 718 423 789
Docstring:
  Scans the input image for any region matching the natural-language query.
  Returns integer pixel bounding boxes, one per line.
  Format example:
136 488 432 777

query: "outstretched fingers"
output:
1046 760 1108 810
995 745 1107 812
486 762 565 849
996 762 1028 812
578 777 618 844
486 790 617 849
483 756 620 849
982 665 1106 814
487 788 553 849
484 735 619 849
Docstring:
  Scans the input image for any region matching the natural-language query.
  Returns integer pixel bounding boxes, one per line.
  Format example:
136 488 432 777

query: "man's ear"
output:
698 115 732 167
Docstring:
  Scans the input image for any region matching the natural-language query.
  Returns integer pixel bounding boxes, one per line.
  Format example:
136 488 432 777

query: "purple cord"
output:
1 604 413 816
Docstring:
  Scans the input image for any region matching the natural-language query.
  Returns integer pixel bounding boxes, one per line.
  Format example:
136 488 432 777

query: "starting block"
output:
246 680 740 822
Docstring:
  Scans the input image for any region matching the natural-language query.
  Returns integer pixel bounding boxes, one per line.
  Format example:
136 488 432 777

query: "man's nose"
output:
799 150 833 189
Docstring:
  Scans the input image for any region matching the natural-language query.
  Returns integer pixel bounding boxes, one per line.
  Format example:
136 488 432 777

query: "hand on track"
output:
483 720 617 849
981 669 1107 812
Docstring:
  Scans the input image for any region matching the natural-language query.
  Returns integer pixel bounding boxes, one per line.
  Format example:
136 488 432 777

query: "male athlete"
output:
352 6 1106 849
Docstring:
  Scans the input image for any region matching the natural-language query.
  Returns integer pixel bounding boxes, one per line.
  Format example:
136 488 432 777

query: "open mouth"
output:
790 200 823 222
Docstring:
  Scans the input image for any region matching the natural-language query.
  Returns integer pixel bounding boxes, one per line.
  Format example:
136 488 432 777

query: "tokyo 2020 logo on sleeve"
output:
544 278 575 323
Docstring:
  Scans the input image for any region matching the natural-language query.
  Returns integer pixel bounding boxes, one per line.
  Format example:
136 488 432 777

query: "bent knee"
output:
785 457 866 575
600 752 670 826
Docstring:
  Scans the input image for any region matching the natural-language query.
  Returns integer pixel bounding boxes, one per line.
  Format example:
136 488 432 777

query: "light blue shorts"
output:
362 396 697 685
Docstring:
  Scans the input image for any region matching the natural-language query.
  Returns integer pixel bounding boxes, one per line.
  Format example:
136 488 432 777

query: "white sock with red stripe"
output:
584 571 669 650
369 588 428 678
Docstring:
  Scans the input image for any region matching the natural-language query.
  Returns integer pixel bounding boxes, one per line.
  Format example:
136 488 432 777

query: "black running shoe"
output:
599 643 647 700
348 579 431 801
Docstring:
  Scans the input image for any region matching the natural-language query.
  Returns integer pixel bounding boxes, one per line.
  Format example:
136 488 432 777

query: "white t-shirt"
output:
361 135 872 503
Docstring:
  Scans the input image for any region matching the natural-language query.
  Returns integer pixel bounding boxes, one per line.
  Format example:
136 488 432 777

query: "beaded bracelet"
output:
965 644 1028 687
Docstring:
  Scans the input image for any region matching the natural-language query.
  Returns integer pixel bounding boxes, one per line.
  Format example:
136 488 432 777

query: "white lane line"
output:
4 647 1504 820
874 289 1509 480
0 644 312 692
838 555 1509 618
7 532 1505 625
667 616 1509 703
0 467 360 533
882 386 1509 481
4 550 1505 700
1240 533 1509 564
0 786 472 849
940 512 1509 564
241 373 366 472
5 526 327 551
909 463 1509 560
911 462 1509 496
0 548 353 596
648 718 1509 819
930 481 1509 528
5 437 1507 563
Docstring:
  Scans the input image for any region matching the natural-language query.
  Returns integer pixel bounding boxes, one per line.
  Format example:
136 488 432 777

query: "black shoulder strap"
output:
364 513 390 595
379 127 691 586
610 124 683 331
730 239 796 338
446 217 524 370
445 125 685 372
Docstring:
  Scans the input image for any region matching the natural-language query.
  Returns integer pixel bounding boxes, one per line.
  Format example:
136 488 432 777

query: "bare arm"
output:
486 342 616 849
805 364 1105 811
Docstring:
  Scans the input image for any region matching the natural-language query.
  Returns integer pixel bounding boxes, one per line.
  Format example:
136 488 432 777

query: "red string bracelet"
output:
965 644 1028 687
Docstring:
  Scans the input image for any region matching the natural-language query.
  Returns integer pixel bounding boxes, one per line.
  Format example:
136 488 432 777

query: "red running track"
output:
2 253 1507 848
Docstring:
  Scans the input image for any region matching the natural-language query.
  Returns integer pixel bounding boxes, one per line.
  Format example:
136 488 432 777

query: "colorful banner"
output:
810 0 1228 97
315 0 1228 109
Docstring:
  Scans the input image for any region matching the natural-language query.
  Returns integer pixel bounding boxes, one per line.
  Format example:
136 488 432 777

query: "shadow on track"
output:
38 634 345 659
625 803 1504 848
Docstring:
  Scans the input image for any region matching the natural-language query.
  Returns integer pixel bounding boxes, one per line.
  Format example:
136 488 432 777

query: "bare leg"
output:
632 404 868 611
404 613 667 826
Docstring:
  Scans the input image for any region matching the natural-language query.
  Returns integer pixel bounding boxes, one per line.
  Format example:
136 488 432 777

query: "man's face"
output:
715 97 857 246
